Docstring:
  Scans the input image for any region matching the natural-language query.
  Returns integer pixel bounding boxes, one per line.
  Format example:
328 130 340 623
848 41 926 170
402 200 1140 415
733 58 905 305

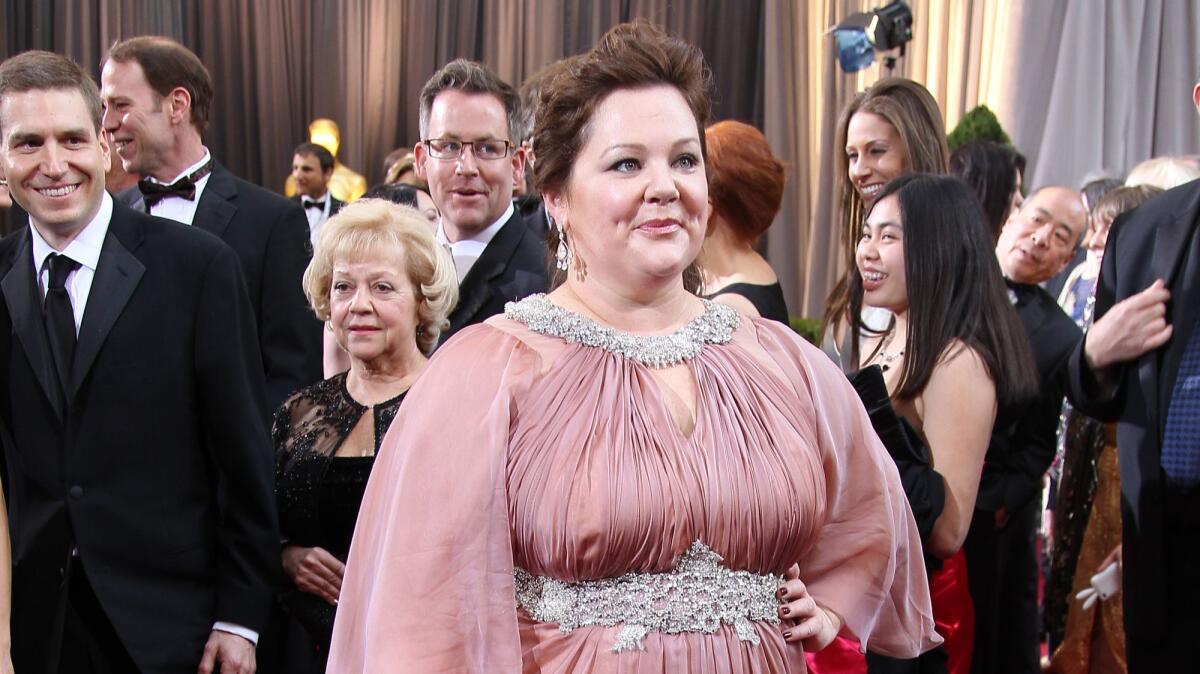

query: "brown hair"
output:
106 36 214 133
823 78 949 340
705 120 786 244
1092 185 1162 231
303 199 458 356
534 20 712 292
0 51 102 132
418 59 520 143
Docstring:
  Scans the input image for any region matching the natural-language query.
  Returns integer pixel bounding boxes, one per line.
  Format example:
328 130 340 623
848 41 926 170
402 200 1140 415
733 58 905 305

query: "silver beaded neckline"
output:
504 294 741 368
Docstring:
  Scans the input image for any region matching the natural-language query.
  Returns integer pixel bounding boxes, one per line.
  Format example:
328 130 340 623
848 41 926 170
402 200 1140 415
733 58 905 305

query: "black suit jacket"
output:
976 283 1081 513
0 201 280 672
438 210 549 346
1067 178 1200 646
120 162 322 408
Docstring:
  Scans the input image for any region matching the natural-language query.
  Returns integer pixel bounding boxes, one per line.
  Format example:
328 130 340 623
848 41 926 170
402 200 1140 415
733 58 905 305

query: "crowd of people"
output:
0 19 1195 674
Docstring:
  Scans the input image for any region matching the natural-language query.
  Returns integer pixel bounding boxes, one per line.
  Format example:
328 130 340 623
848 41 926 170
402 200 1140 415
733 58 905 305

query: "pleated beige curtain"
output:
764 0 1013 318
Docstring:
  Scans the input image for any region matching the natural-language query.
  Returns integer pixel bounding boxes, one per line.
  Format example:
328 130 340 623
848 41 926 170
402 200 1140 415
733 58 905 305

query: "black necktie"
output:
303 198 326 211
44 253 81 397
138 158 215 211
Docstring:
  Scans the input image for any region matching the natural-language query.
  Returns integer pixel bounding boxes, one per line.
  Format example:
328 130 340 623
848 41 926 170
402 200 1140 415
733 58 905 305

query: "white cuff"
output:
212 622 259 646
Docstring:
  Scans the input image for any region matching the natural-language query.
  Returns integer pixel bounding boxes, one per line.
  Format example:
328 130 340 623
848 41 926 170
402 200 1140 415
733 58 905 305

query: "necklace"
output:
872 329 905 371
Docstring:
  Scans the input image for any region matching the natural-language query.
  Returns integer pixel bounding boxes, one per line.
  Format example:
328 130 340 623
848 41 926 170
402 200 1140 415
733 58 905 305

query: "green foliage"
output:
790 317 822 345
946 105 1010 151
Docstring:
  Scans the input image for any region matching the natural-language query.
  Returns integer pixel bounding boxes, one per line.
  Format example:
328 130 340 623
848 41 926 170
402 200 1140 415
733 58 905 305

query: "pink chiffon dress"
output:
327 295 941 673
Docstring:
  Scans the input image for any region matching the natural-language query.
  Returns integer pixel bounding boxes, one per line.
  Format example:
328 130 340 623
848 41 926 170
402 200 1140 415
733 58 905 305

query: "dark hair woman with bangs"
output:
811 173 1038 674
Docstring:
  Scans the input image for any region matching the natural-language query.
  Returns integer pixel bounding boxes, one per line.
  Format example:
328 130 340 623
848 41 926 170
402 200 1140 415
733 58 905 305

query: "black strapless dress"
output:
706 281 790 324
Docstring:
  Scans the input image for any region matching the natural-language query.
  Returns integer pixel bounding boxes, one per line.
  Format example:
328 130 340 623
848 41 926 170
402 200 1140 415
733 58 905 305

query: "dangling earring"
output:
552 215 572 272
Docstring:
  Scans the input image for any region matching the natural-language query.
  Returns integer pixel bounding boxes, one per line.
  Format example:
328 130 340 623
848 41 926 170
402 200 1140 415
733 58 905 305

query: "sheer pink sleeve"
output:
753 320 942 658
327 325 541 673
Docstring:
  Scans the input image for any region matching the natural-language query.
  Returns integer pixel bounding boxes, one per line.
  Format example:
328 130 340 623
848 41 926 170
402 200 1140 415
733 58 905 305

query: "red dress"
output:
806 549 974 673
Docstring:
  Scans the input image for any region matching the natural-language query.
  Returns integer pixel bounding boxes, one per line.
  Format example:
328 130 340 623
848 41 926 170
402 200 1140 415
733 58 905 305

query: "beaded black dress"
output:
272 372 406 664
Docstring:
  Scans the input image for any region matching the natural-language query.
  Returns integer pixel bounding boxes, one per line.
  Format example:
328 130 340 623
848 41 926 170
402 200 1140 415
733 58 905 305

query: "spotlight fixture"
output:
831 0 914 73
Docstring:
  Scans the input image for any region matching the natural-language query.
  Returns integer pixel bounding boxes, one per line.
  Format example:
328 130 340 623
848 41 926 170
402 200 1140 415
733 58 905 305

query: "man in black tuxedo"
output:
289 141 343 250
965 186 1087 674
100 36 321 409
414 59 548 346
1066 89 1200 671
0 50 277 673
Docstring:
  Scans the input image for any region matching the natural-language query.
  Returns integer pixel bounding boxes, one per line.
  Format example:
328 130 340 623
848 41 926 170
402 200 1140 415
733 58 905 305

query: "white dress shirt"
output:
301 191 333 248
435 201 514 283
145 149 213 225
29 193 111 328
30 190 259 646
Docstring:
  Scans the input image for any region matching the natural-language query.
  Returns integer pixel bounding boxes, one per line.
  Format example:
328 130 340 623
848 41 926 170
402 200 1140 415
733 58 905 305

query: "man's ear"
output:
167 86 192 126
1193 82 1200 116
511 143 527 187
413 141 428 181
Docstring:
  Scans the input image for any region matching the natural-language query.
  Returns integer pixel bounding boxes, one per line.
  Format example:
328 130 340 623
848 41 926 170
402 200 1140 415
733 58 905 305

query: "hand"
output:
197 630 255 674
1099 544 1122 574
1085 280 1172 370
282 545 344 605
777 564 842 651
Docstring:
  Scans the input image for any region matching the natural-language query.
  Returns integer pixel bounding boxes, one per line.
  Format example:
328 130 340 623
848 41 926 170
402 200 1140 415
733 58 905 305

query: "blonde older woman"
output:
270 199 456 671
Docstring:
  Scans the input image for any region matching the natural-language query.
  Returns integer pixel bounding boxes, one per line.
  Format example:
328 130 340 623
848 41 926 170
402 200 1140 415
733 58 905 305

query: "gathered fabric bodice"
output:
328 295 940 673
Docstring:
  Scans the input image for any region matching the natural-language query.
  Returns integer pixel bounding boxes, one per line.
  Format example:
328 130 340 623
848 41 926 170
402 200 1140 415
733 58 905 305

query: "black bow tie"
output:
138 158 214 210
303 198 326 211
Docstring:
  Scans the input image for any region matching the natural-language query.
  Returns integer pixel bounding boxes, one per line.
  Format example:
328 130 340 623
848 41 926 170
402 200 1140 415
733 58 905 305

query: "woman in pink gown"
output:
328 21 941 673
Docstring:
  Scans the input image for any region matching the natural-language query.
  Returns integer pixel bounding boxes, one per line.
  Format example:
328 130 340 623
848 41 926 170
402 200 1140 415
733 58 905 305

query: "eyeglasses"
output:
423 138 512 161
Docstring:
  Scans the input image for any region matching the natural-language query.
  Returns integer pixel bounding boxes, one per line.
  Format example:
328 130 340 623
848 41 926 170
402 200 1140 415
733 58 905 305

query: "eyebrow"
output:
864 219 904 230
602 138 699 154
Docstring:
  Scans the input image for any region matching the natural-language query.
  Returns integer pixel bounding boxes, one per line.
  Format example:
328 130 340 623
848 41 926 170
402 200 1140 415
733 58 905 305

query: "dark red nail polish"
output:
783 630 792 639
781 607 790 616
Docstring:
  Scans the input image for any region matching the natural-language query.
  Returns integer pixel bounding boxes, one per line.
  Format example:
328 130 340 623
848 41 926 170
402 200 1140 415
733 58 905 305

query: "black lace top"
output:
273 372 406 554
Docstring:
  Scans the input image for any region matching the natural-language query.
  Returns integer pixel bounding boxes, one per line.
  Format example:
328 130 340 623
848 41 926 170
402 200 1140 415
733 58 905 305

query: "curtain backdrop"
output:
3 1 1199 316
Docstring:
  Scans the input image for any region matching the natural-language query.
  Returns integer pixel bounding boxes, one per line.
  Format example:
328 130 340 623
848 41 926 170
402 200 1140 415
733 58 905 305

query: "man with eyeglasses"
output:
415 58 548 347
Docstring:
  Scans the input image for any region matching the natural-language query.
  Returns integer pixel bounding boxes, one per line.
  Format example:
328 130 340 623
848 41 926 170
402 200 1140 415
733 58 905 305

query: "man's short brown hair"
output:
107 36 214 133
418 59 520 143
0 50 102 133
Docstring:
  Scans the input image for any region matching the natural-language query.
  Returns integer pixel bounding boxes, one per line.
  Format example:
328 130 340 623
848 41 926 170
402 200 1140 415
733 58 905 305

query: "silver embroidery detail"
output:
513 541 782 653
504 294 741 368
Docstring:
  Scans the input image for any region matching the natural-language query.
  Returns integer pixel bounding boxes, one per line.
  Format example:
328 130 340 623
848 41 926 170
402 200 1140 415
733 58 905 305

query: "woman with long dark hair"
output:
811 174 1038 674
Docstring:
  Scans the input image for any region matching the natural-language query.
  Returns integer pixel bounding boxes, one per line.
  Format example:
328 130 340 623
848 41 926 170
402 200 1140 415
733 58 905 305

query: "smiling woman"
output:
327 21 941 674
822 78 949 362
809 173 1039 674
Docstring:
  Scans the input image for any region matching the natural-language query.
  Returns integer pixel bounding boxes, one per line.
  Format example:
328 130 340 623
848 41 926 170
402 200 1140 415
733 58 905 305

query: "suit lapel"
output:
452 213 523 328
1142 185 1200 423
71 205 145 399
192 162 238 239
0 230 64 420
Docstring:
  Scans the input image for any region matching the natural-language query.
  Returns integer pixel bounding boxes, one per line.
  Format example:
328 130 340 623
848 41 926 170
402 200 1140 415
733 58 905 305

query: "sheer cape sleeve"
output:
327 324 541 673
752 319 942 658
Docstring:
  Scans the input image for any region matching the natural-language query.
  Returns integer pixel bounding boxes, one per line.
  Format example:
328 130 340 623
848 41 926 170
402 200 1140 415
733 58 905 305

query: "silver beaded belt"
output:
513 541 783 652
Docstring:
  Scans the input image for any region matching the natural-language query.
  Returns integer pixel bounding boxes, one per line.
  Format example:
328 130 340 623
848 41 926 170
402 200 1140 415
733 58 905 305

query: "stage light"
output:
831 0 914 73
